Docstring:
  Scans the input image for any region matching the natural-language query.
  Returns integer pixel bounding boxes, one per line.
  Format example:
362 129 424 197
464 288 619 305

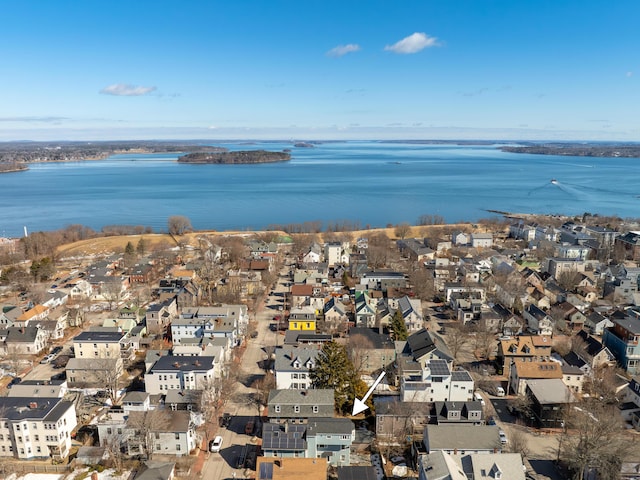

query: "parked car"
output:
496 386 506 397
50 346 63 355
499 430 508 444
487 416 496 426
245 420 255 435
473 392 486 406
249 331 258 339
53 355 70 369
218 413 231 428
7 377 21 389
40 354 55 364
209 435 223 453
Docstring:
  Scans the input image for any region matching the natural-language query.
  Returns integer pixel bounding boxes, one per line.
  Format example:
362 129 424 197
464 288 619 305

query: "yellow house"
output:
288 306 316 331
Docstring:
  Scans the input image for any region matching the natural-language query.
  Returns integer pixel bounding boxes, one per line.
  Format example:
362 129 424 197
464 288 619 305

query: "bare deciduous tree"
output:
394 223 412 240
559 400 632 480
251 372 276 417
348 333 375 375
101 279 124 310
507 427 529 457
167 215 193 236
445 323 471 364
127 409 171 460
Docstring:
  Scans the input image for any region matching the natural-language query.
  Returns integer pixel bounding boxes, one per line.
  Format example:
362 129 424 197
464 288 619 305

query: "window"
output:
155 433 160 439
156 444 161 451
175 433 180 440
294 405 300 413
34 435 39 441
36 447 41 453
176 444 181 451
274 405 281 413
312 405 319 413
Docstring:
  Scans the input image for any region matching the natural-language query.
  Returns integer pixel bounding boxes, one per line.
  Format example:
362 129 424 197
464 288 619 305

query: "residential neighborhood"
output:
1 217 640 479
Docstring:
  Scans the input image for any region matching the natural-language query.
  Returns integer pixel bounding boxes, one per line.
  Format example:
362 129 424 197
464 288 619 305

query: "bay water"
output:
0 141 638 238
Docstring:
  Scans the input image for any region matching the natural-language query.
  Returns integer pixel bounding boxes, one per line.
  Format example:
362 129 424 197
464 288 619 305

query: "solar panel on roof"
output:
429 360 450 376
259 462 274 479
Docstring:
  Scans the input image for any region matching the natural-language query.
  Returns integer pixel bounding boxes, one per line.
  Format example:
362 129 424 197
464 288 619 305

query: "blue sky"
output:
1 0 639 141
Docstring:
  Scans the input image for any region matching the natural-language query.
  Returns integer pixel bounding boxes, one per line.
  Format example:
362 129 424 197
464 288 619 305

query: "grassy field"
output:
54 223 480 258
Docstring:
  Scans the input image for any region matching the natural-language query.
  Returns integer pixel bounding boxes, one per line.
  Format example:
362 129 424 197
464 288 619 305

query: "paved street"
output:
200 260 291 480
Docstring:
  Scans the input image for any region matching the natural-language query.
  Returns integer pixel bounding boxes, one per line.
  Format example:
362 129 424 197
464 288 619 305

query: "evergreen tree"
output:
136 237 146 256
125 241 135 256
123 241 137 270
310 341 371 415
390 309 409 341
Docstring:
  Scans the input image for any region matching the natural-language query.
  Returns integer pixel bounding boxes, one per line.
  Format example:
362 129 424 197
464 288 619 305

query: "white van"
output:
473 392 486 406
495 386 506 397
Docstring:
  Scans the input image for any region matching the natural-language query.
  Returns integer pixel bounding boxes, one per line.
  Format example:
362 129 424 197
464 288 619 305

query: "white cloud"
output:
326 44 361 57
627 71 633 77
100 83 157 96
384 32 439 54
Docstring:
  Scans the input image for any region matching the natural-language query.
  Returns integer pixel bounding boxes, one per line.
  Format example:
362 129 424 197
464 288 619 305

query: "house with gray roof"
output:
375 399 431 444
274 346 320 389
0 397 77 460
423 425 502 454
417 450 467 480
0 325 48 355
398 328 454 367
401 359 474 403
268 389 334 423
173 304 247 345
432 401 484 425
66 357 124 388
134 461 176 480
145 355 218 395
0 305 22 327
262 417 354 466
525 378 576 429
603 316 640 374
347 327 395 375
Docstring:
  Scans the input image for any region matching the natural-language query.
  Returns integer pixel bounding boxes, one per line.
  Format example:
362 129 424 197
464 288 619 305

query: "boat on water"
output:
550 179 558 184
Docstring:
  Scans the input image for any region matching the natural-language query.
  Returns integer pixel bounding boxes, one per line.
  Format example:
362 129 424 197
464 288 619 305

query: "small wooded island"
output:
177 149 291 164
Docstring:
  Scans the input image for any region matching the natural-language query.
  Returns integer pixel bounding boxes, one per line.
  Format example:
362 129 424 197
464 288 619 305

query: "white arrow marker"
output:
352 370 386 416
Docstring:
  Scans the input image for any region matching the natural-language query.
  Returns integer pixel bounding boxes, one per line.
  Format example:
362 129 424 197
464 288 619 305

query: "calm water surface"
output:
0 141 638 237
